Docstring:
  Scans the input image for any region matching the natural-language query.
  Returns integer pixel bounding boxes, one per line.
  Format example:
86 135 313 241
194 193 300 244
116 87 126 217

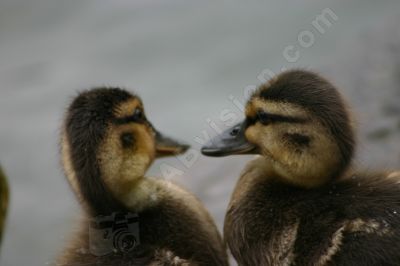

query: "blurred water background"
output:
0 1 400 265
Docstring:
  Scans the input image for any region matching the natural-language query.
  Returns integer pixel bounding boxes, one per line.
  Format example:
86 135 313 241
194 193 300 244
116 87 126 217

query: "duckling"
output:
0 165 8 247
202 70 400 266
57 88 228 266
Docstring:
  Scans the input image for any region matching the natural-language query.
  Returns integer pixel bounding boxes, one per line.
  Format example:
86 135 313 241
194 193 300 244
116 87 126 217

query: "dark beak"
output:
153 128 190 158
201 120 257 157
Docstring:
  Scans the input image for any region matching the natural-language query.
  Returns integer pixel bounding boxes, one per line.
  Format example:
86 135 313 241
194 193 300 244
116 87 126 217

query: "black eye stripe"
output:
113 116 143 124
256 111 307 125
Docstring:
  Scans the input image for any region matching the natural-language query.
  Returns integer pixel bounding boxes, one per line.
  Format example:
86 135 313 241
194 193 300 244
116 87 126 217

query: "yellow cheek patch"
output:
108 123 156 161
98 123 155 199
114 98 143 119
131 125 156 161
244 125 260 145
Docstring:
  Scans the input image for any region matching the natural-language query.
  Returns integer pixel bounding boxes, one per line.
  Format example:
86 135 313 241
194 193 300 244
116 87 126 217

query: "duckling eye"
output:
132 108 144 121
120 132 135 148
230 125 241 136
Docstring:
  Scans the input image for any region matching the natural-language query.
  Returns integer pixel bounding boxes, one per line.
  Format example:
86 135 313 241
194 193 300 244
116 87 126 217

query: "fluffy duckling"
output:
202 70 400 266
0 165 8 247
58 88 228 266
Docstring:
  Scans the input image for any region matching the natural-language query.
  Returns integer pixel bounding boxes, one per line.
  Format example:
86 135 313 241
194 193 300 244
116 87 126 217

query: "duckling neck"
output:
73 170 156 216
61 135 128 216
76 170 127 217
241 156 333 189
76 171 160 217
118 177 161 212
272 161 333 188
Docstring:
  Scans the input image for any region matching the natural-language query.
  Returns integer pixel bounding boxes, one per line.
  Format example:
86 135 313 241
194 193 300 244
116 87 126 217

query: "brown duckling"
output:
57 88 228 266
202 70 400 266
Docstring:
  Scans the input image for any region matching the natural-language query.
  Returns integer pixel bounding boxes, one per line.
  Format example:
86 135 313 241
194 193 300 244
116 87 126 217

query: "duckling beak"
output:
201 121 257 157
154 130 190 158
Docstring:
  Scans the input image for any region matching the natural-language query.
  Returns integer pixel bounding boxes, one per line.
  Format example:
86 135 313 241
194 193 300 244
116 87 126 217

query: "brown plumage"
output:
57 88 228 266
202 70 400 265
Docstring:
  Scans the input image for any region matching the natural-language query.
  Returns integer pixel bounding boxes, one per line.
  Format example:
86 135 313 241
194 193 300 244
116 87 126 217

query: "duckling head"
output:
61 87 189 214
202 70 355 188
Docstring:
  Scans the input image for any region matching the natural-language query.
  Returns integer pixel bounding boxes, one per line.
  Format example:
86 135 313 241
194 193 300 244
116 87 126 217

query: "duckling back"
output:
225 167 400 266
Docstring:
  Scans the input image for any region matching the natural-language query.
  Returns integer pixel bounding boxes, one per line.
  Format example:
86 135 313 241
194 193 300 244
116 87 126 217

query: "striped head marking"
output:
245 70 355 187
61 87 188 214
202 70 355 188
